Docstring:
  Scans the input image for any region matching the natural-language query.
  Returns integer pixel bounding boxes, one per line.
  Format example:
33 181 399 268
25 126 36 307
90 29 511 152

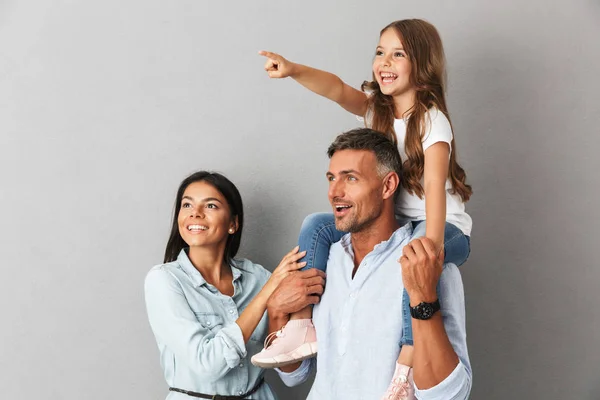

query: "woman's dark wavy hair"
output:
163 171 244 264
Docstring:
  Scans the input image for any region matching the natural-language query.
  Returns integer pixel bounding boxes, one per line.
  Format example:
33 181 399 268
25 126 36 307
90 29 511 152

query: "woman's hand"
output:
264 245 306 295
259 51 297 78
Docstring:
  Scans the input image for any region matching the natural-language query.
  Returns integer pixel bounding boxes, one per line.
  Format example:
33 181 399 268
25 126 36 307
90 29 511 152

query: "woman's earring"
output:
228 228 235 234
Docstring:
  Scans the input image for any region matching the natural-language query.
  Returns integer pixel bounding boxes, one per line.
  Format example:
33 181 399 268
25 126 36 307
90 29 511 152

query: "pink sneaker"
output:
250 319 317 368
381 363 415 400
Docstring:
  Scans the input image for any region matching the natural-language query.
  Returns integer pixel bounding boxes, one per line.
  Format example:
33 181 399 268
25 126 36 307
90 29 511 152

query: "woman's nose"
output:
190 207 205 218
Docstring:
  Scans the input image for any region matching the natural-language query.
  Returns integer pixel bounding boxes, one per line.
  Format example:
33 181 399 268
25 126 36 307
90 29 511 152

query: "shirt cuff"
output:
275 359 312 387
414 361 472 400
217 322 247 368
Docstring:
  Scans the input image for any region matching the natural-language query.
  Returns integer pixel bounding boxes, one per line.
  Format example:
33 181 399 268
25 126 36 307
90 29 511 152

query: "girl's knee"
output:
300 212 335 232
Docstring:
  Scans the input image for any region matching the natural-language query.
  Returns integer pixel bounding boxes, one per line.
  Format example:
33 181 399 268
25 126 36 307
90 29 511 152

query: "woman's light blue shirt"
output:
144 249 277 399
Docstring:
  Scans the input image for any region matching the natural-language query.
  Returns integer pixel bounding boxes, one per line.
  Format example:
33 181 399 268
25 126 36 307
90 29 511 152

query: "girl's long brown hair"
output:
361 19 472 202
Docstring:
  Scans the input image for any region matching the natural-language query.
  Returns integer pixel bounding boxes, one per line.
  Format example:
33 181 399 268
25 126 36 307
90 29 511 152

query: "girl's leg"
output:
251 213 345 369
298 212 345 272
291 213 344 320
441 222 471 267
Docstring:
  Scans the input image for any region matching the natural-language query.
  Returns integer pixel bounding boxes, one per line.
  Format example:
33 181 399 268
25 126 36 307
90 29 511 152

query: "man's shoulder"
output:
438 262 466 303
440 262 462 283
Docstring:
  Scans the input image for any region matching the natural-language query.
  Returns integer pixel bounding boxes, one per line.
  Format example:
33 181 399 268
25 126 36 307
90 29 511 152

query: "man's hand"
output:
267 268 325 318
399 237 444 306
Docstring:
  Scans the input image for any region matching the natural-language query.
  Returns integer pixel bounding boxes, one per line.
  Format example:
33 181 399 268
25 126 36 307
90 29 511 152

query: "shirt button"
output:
350 292 357 299
238 391 243 395
229 309 235 314
206 321 211 326
239 363 244 368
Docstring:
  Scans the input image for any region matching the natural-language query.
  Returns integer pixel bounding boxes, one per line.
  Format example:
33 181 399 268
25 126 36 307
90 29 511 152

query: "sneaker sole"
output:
251 342 318 369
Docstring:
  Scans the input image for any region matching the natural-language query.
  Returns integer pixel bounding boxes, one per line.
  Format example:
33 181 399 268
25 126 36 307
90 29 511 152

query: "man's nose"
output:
328 180 344 200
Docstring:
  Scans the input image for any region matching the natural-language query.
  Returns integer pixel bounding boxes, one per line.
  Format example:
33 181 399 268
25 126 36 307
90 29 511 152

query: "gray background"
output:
1 0 599 399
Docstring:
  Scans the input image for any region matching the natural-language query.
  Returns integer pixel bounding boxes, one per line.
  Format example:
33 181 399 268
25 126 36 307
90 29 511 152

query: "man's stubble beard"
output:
335 202 383 234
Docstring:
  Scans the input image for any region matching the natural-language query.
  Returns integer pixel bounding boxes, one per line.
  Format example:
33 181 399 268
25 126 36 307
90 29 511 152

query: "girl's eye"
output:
395 52 405 58
375 50 383 56
207 203 218 209
182 202 191 208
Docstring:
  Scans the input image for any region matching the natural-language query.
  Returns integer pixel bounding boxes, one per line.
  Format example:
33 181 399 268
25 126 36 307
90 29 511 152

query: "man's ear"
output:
382 171 400 200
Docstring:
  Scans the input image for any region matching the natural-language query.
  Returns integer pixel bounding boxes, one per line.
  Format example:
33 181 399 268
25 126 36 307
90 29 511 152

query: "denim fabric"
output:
144 249 278 399
298 212 344 272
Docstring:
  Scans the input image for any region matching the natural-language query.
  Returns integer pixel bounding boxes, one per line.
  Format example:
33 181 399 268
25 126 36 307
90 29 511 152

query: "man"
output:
266 128 472 399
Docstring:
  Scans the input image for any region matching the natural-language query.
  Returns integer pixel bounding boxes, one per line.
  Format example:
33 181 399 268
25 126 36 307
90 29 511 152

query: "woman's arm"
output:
144 268 248 381
144 249 307 380
236 246 307 342
259 51 369 116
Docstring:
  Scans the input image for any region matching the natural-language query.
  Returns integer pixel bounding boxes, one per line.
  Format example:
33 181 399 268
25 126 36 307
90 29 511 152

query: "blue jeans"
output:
297 213 471 346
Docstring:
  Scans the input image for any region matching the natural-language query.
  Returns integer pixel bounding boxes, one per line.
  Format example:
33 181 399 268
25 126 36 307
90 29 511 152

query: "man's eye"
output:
347 176 357 181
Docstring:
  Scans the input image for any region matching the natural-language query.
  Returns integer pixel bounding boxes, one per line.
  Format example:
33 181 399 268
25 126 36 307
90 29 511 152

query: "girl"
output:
144 171 307 399
251 19 472 400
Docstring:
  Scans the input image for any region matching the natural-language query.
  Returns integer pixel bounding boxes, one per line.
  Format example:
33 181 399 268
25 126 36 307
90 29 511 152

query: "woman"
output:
145 171 305 399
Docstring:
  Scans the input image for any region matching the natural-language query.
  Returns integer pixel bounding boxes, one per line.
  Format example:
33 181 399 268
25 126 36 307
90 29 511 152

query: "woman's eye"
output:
207 203 218 209
182 202 191 208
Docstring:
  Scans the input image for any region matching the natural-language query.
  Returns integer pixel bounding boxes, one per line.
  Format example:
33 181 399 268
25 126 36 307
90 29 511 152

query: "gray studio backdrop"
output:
1 0 599 399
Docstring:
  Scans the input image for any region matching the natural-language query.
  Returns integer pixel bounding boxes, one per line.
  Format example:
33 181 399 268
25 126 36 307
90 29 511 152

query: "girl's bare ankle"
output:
398 345 414 366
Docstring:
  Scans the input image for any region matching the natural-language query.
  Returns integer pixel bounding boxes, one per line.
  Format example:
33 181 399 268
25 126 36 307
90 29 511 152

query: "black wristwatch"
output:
410 299 440 320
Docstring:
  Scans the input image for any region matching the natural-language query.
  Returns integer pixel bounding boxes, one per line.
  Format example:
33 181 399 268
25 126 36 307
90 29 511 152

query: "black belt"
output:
169 377 264 399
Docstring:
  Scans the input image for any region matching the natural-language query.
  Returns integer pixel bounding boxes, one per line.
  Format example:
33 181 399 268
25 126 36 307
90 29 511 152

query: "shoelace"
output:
263 326 286 349
385 377 410 400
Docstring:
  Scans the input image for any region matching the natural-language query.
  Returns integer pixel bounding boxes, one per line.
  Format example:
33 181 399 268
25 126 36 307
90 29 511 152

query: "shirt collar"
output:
340 222 414 257
177 249 243 288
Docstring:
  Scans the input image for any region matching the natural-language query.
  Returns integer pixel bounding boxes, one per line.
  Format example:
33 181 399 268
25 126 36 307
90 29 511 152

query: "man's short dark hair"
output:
327 128 402 178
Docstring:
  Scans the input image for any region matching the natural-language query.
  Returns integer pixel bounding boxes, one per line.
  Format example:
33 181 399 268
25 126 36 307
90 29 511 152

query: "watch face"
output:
419 303 434 319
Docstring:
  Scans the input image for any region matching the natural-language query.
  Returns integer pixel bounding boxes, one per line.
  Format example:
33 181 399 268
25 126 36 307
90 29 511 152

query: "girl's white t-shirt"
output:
363 107 472 236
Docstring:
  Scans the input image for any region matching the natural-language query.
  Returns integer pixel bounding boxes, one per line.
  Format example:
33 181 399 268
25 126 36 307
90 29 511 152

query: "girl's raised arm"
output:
260 50 368 117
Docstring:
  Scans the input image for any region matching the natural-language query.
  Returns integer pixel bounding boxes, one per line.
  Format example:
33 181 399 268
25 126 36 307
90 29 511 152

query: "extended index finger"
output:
258 50 279 59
